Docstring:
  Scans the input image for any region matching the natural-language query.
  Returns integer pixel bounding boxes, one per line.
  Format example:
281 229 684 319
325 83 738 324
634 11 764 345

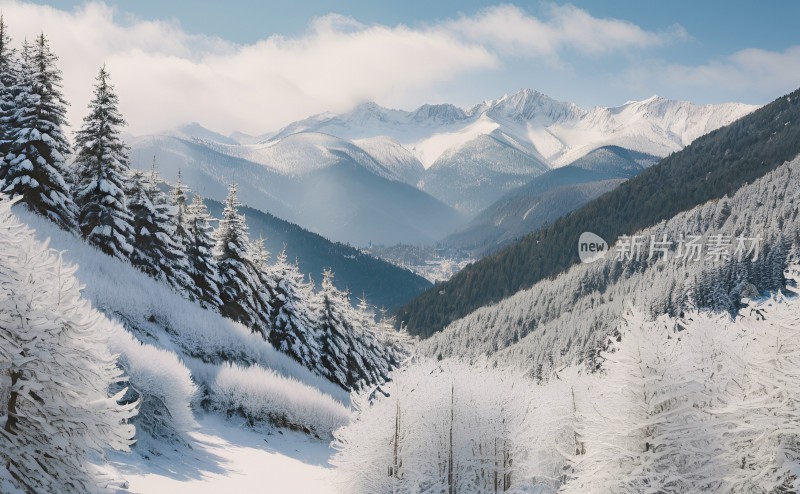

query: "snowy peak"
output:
340 102 403 126
262 89 755 173
479 88 586 124
167 122 239 145
410 103 468 124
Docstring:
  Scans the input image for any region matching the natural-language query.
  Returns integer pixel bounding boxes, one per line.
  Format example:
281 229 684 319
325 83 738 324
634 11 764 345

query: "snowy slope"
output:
15 206 351 418
548 96 758 166
352 136 425 186
421 153 800 372
9 205 352 492
110 415 336 494
204 132 399 181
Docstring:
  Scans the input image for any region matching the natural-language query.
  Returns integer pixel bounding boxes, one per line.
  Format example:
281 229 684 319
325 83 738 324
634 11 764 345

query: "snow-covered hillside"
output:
336 290 800 493
422 152 800 374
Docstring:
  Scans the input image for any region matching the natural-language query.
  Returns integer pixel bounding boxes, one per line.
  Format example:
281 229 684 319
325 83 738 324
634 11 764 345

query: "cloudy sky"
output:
1 1 798 136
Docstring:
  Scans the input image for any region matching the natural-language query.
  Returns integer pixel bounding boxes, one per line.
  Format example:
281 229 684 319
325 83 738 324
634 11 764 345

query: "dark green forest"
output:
204 199 432 309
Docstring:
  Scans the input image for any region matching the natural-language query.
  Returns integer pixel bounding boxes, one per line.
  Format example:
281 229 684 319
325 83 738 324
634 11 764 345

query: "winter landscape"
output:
1 1 800 493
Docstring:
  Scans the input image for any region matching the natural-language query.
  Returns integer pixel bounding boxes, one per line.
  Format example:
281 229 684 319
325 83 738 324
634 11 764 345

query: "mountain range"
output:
128 89 756 247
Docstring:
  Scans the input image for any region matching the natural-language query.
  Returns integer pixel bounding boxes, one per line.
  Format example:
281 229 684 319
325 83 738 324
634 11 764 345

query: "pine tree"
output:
0 198 136 492
0 14 18 164
127 170 158 274
171 169 190 247
127 161 192 294
184 193 222 308
315 269 392 391
267 248 320 367
73 66 133 259
214 183 269 336
2 34 77 230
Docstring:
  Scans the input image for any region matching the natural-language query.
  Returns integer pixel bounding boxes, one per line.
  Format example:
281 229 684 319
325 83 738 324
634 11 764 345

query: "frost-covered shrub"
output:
108 326 198 451
207 362 349 437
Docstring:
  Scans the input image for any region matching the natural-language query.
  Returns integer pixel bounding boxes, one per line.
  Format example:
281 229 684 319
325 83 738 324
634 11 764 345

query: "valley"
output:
1 4 797 493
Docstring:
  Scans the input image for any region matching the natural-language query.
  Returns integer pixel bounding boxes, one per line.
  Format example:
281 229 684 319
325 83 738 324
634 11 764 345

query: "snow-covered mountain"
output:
261 89 756 170
129 90 755 245
237 89 756 215
128 133 464 246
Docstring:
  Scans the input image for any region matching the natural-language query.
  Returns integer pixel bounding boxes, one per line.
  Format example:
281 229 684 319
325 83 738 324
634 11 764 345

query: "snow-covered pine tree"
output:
184 193 222 308
146 162 192 294
126 170 157 273
73 66 133 259
214 183 270 336
362 300 410 368
127 161 192 294
171 169 189 246
0 14 18 164
0 197 136 493
2 33 77 230
267 248 320 368
315 269 392 391
249 236 278 329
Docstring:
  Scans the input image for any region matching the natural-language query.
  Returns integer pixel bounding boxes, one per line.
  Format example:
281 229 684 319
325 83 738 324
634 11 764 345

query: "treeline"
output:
0 19 406 392
398 86 800 338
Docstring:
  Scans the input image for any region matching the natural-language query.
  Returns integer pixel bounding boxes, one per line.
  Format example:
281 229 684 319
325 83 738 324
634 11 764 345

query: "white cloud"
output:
444 4 687 60
0 1 495 135
0 1 686 136
620 46 800 103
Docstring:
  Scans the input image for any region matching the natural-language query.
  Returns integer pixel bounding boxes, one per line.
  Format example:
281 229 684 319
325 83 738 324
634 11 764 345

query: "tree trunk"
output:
4 370 20 434
448 383 454 494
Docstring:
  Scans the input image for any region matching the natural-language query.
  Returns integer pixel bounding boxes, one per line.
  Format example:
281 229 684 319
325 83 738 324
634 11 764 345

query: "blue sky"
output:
33 0 800 59
3 1 799 134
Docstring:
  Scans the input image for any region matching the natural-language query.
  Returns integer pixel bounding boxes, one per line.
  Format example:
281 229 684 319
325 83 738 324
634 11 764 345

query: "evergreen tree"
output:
0 14 18 164
214 183 269 336
2 33 77 230
151 162 190 291
127 162 192 294
126 170 158 274
315 269 391 391
73 66 133 259
0 198 136 492
184 193 222 308
171 169 190 247
267 248 320 367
